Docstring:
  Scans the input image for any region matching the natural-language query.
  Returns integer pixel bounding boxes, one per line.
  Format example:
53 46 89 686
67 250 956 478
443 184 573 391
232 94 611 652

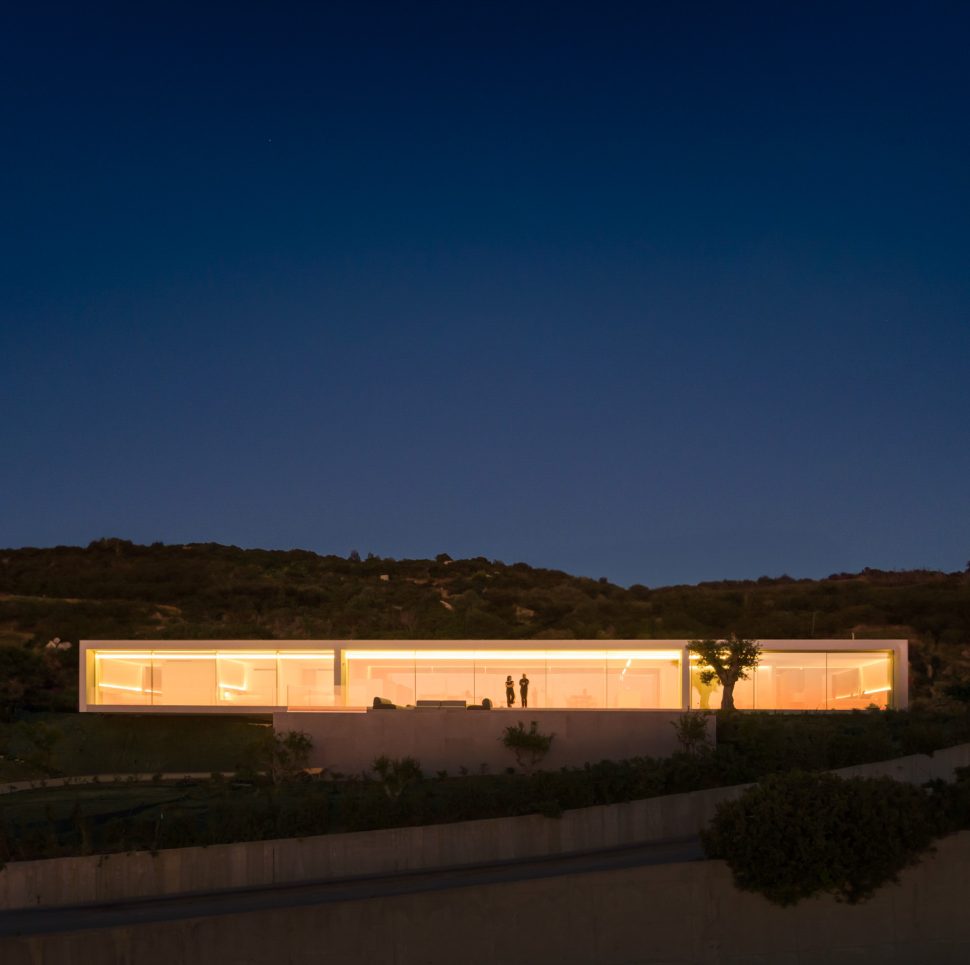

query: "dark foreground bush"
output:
701 771 944 906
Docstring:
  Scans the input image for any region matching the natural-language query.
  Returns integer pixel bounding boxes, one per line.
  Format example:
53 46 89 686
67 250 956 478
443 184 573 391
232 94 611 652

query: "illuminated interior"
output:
92 650 336 708
343 649 684 709
85 643 899 711
689 650 893 711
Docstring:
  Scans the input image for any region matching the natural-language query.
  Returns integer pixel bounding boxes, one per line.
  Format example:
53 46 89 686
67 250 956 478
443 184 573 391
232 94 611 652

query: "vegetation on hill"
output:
1 539 969 711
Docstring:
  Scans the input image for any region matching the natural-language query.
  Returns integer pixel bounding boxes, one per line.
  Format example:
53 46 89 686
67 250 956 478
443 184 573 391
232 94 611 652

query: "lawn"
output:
0 712 271 781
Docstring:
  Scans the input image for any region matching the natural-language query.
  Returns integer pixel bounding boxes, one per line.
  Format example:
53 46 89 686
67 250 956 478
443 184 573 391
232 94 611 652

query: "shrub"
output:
0 648 68 720
240 730 313 784
501 721 554 773
372 756 423 799
670 711 711 755
702 771 943 905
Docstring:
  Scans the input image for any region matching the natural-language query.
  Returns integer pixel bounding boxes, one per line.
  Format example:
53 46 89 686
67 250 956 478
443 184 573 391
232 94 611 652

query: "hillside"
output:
1 539 969 706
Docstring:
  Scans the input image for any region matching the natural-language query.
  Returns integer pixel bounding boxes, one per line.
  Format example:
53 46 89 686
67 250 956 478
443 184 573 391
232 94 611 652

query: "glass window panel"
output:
471 660 507 709
472 651 546 709
414 657 475 704
515 663 545 710
484 654 549 708
151 653 217 706
545 656 604 709
689 658 755 710
345 651 416 707
215 654 278 706
688 658 716 710
607 652 682 709
278 652 335 708
828 651 892 709
95 654 153 705
754 652 827 710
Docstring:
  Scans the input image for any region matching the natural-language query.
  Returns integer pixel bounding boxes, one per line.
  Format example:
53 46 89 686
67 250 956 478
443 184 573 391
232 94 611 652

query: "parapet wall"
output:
272 707 706 774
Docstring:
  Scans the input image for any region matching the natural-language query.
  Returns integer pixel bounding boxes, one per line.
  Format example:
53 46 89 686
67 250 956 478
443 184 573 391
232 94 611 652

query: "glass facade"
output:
344 650 418 708
474 651 548 708
689 650 894 711
606 652 683 709
92 650 336 708
85 644 898 711
342 649 684 709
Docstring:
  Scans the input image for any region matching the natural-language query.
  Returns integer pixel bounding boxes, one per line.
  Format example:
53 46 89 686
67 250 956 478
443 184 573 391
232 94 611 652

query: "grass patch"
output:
0 712 271 781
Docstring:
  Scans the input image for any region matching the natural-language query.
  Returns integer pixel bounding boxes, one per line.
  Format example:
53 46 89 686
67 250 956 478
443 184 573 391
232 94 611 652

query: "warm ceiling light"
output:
276 652 335 659
342 648 683 662
215 653 277 660
345 650 419 660
94 653 154 661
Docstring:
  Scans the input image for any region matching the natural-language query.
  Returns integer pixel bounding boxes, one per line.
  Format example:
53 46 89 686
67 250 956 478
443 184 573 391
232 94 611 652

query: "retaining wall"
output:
273 707 707 773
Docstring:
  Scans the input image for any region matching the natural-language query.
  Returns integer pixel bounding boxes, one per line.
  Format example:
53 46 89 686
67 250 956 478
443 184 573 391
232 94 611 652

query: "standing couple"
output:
505 673 529 707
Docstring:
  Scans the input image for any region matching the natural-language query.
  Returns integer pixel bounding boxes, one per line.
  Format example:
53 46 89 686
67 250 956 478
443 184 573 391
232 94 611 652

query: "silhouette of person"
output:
505 675 515 707
519 673 530 708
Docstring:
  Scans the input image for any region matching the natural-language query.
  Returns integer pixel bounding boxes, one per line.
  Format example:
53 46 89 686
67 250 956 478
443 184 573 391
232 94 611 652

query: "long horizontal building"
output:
80 639 908 713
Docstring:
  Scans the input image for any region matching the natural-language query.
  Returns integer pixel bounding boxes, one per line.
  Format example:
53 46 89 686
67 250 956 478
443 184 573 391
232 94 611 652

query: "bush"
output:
702 771 943 905
372 756 423 799
501 721 554 772
240 729 313 784
0 648 69 721
670 711 711 755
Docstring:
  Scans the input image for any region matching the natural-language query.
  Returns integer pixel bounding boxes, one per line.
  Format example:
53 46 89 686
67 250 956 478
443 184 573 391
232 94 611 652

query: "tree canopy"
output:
687 635 761 711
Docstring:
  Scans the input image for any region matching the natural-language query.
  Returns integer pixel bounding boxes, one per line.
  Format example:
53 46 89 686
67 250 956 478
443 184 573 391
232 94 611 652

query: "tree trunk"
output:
720 680 736 711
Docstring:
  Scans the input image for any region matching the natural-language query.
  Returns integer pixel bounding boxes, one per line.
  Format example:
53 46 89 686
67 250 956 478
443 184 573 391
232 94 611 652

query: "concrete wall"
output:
273 707 708 774
3 741 969 914
833 744 970 783
0 783 741 912
4 832 970 965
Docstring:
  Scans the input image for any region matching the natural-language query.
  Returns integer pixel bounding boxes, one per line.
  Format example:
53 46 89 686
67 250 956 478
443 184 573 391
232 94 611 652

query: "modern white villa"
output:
80 639 907 713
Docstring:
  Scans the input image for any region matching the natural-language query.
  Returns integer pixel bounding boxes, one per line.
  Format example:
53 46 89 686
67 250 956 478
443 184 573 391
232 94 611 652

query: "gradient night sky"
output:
2 2 968 587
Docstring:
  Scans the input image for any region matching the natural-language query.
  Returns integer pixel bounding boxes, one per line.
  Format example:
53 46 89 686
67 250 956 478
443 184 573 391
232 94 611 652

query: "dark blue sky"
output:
2 2 968 586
